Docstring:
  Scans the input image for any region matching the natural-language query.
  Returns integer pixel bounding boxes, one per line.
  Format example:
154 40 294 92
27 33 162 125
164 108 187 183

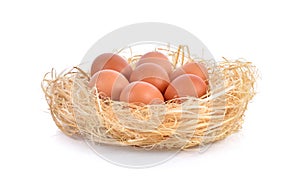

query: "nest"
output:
42 46 257 149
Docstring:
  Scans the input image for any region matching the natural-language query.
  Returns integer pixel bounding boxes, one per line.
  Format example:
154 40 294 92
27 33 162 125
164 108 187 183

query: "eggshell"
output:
88 70 129 101
119 81 164 105
136 51 173 75
170 61 208 84
90 53 132 79
164 74 207 100
130 63 170 92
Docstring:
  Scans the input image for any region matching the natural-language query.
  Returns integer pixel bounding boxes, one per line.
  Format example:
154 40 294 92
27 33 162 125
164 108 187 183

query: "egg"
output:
120 81 164 105
164 74 207 100
136 51 173 75
170 61 209 84
90 53 132 79
130 63 170 92
88 70 129 101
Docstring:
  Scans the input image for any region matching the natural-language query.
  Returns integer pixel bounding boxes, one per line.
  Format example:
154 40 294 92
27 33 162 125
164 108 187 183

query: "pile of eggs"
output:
89 52 208 105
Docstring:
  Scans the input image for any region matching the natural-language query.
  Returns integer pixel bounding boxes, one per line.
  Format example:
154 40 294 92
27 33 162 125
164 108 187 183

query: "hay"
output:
42 46 257 149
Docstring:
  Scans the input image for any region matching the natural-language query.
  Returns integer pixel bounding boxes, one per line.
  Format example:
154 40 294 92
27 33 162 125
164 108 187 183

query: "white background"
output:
1 0 299 186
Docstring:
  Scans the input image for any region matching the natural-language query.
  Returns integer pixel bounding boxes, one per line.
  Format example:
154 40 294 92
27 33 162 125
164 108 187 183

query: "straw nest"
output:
42 46 257 149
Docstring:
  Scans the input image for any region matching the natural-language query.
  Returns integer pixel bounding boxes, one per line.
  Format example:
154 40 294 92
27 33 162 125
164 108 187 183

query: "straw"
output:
42 46 257 149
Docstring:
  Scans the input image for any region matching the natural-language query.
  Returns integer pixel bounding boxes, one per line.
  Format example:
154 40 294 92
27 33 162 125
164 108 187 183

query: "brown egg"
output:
90 53 132 79
170 61 209 84
164 74 207 100
120 81 164 105
136 51 173 75
130 63 170 93
88 70 129 101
